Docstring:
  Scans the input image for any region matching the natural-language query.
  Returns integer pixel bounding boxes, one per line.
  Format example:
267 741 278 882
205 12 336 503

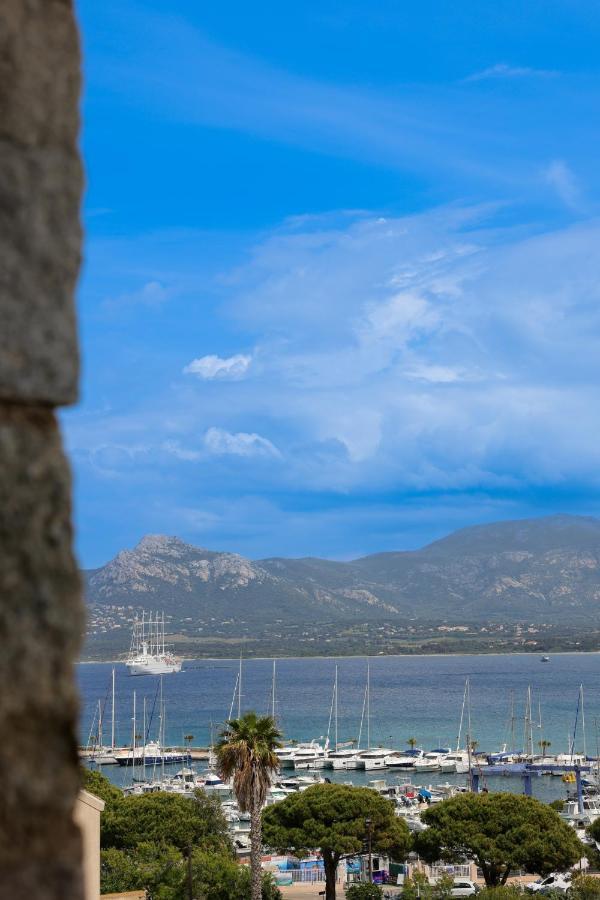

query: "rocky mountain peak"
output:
134 534 190 556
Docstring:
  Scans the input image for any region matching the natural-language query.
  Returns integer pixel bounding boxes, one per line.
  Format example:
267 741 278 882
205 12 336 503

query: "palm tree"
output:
216 712 282 900
539 739 551 755
407 737 417 750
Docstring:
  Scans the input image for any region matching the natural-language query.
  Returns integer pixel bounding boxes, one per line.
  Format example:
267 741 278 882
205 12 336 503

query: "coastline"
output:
77 647 600 664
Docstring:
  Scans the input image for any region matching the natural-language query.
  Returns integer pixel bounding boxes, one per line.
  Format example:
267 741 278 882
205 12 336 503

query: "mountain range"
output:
85 515 600 641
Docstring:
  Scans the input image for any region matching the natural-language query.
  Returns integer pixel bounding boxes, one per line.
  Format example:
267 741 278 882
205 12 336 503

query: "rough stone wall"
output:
0 1 84 897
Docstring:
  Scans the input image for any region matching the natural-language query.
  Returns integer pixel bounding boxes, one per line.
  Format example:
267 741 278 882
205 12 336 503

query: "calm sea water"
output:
78 653 600 799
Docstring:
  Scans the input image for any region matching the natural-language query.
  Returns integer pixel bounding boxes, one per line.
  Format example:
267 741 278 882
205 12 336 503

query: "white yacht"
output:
275 741 326 769
414 749 451 772
385 749 424 768
440 751 471 774
126 612 182 676
357 748 394 770
322 746 358 769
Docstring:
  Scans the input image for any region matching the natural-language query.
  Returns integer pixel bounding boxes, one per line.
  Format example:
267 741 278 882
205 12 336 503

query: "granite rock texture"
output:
0 0 84 896
0 0 82 405
0 406 84 897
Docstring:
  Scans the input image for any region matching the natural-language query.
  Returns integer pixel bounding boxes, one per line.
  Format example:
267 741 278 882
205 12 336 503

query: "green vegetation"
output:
100 843 182 900
586 817 600 845
81 766 123 806
216 712 283 900
415 793 583 886
402 872 455 900
345 884 384 899
567 875 600 900
84 768 281 899
262 782 411 900
188 850 281 900
477 888 524 900
101 789 231 853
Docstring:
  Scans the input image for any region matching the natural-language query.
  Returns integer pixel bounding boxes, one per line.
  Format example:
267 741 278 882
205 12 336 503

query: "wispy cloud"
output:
89 8 583 193
102 280 173 313
463 63 557 83
203 427 281 459
542 160 583 211
184 353 252 380
65 196 600 575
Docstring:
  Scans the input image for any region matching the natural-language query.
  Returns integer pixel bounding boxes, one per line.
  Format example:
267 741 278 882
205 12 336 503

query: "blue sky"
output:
69 0 600 567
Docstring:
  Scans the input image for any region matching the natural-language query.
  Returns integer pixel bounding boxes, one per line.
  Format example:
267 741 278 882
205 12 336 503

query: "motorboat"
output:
440 751 470 774
275 741 326 769
322 746 358 769
414 749 451 772
358 748 394 770
385 749 424 768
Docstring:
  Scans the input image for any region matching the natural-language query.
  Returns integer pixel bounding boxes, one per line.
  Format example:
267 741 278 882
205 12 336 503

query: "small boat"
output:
541 656 550 662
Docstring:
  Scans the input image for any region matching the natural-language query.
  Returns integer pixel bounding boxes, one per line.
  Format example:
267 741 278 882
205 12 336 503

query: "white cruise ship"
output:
126 612 182 676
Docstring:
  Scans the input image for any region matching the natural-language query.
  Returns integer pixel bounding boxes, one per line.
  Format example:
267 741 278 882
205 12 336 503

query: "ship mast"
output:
111 667 115 750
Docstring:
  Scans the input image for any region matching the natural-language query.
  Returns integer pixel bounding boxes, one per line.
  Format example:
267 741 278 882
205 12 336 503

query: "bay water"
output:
78 652 600 800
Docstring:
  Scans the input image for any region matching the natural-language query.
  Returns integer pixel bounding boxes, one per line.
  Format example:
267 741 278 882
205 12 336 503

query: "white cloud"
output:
66 206 600 502
203 427 281 459
103 280 172 312
162 440 202 462
542 160 583 211
464 63 557 83
184 354 252 380
404 364 468 383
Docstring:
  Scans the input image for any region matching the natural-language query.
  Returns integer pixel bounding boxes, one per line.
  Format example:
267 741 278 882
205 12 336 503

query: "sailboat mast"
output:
132 691 137 782
510 690 515 754
335 664 338 752
357 680 367 751
271 660 276 720
528 686 534 757
466 678 472 790
238 651 242 719
366 661 371 750
98 699 103 749
228 673 239 721
143 697 147 769
457 679 467 751
581 685 587 758
111 667 115 750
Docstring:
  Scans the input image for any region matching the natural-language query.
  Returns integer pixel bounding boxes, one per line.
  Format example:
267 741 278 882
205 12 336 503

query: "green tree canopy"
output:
586 817 600 845
81 766 123 809
415 793 583 886
189 850 281 900
100 842 182 899
102 789 231 854
262 783 411 900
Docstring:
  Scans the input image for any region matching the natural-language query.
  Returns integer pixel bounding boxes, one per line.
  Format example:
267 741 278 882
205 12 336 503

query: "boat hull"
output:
127 660 182 676
117 753 190 767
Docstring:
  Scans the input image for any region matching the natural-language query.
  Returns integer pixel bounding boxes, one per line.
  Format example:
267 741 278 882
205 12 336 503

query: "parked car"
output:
526 872 573 894
450 879 480 897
